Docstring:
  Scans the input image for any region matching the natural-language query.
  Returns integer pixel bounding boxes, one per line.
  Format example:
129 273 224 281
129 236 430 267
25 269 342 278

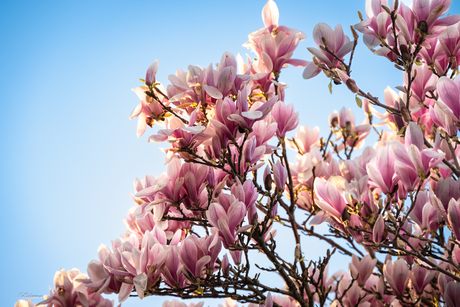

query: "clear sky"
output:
1 0 459 306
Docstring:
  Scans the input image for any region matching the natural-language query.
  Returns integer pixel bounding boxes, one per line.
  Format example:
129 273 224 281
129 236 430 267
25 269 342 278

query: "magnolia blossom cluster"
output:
19 0 460 307
15 269 114 307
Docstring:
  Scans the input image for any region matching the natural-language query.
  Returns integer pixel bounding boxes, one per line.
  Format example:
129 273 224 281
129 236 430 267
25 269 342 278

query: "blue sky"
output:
2 0 459 306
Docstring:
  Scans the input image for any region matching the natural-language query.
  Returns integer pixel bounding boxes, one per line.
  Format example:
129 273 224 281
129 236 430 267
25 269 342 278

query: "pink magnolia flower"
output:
164 300 205 307
349 254 378 286
211 90 278 146
419 37 447 73
444 281 460 307
332 107 371 150
241 136 267 166
145 60 159 86
38 269 114 307
82 241 124 296
436 76 460 122
148 116 213 159
336 280 369 307
439 272 454 298
272 295 298 307
130 86 166 138
207 198 248 248
448 198 460 239
118 229 170 300
273 160 288 191
312 177 348 224
433 177 460 210
249 120 278 153
389 141 420 191
271 100 299 138
366 146 398 194
179 235 219 280
373 214 386 243
429 102 458 136
403 65 437 104
439 22 460 60
411 0 460 35
163 301 204 307
354 0 393 50
287 125 320 154
245 1 307 72
405 122 445 177
15 300 36 307
227 85 278 132
383 259 410 297
230 249 243 265
162 246 186 288
394 2 417 45
293 147 324 189
303 23 354 79
410 264 436 295
231 178 258 221
408 191 438 231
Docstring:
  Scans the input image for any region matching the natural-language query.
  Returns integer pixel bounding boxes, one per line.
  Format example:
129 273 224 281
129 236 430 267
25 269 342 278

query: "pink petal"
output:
262 0 279 27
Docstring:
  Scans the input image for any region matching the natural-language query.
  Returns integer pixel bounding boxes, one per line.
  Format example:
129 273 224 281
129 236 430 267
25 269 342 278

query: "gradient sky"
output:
2 0 459 306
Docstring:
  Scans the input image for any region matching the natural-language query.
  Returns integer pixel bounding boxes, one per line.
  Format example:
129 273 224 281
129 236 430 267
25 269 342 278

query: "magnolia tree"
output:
16 0 460 306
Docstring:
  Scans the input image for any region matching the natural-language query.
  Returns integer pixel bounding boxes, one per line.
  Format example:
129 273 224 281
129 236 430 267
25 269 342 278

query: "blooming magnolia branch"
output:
16 1 460 307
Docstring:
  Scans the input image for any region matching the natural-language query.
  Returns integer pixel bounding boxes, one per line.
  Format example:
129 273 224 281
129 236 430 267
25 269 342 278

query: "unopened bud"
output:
294 243 301 260
399 44 411 63
400 106 411 123
321 36 328 47
373 215 387 243
346 78 359 93
251 212 259 226
381 5 391 15
263 166 273 191
145 60 159 86
417 20 428 34
222 254 230 276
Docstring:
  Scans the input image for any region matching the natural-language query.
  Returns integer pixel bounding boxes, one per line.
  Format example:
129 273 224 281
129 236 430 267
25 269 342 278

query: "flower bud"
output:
222 254 230 276
145 60 159 86
373 215 386 243
444 281 460 307
263 165 273 191
294 243 301 260
230 250 242 266
265 292 273 307
345 78 359 93
273 160 288 191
